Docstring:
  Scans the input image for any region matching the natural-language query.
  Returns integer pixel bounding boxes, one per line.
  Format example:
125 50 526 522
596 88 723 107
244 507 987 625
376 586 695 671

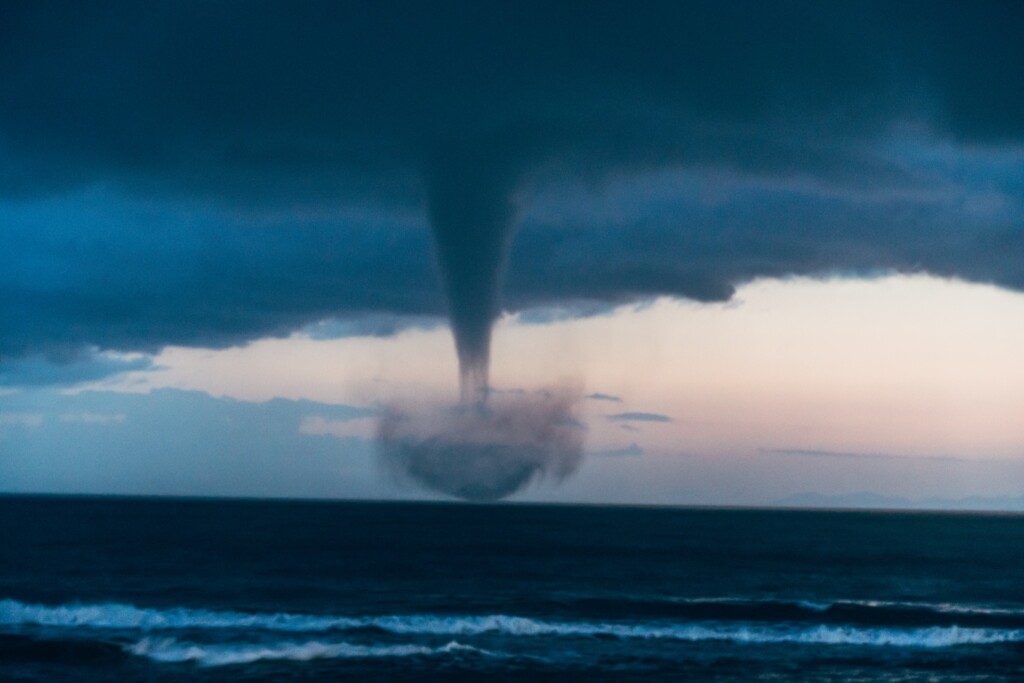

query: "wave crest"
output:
127 637 487 666
3 598 1022 649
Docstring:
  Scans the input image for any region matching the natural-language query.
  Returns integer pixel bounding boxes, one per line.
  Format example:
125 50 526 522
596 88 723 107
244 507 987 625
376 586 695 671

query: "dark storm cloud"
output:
512 302 620 325
0 351 152 388
301 315 443 341
1 0 1022 366
0 194 439 357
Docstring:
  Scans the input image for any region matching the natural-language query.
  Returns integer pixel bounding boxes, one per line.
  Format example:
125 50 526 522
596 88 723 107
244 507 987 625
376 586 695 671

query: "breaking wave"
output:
3 599 1023 650
126 637 490 667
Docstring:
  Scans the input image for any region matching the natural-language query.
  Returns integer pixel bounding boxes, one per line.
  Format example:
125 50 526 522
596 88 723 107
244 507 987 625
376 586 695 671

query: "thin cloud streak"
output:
760 448 968 463
587 393 623 403
608 412 673 423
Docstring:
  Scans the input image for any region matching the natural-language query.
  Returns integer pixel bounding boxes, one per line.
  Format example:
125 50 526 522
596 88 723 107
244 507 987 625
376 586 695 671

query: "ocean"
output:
1 496 1022 681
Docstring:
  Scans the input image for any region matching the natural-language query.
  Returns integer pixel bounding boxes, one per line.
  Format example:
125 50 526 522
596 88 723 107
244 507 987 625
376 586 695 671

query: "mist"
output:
376 388 584 501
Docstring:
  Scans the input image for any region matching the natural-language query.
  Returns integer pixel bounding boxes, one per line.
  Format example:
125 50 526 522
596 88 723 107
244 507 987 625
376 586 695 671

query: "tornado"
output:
373 149 585 501
425 153 519 402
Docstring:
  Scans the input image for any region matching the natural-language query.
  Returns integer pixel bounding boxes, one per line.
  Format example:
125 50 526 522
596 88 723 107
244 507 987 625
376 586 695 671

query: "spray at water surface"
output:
377 388 584 501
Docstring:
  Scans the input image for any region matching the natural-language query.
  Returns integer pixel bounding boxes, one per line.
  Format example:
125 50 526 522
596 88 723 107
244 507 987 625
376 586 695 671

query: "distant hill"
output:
773 491 1024 513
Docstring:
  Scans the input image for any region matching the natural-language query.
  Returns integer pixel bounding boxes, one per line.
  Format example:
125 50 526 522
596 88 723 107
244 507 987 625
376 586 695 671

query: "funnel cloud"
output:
425 152 521 400
413 151 577 499
376 389 583 501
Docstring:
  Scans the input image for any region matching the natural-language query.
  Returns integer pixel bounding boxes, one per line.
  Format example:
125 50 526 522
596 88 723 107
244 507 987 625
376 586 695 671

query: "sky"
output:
1 1 1022 508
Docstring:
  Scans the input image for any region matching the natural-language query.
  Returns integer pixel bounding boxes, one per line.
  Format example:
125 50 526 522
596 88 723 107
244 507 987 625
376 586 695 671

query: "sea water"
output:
1 496 1022 681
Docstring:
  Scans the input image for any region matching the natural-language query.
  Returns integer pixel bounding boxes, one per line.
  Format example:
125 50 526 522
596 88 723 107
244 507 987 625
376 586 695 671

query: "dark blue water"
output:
1 496 1022 681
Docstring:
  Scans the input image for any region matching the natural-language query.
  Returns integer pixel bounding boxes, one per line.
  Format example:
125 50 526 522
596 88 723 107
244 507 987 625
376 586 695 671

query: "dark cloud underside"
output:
0 0 1021 366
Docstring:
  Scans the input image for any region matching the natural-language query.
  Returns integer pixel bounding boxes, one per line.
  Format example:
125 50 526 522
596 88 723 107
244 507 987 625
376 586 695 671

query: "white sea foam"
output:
0 599 359 632
668 596 1024 617
3 599 1022 648
127 637 486 667
827 599 1024 617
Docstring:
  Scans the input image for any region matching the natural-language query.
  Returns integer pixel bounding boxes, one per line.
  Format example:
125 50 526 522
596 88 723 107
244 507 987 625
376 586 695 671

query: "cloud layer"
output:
1 1 1021 370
